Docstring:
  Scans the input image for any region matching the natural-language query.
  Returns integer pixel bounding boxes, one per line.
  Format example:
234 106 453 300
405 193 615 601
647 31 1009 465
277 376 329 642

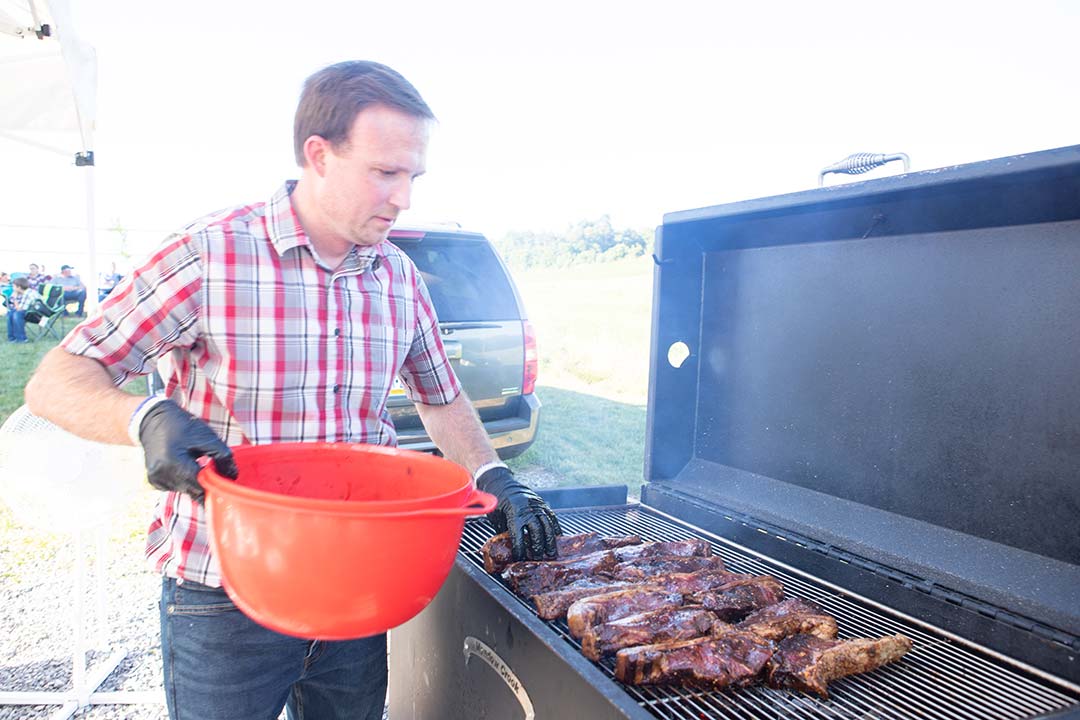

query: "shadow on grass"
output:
506 385 647 498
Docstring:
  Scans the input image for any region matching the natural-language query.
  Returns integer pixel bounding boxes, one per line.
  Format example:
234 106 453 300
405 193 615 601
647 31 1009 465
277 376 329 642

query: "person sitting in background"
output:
0 272 11 315
7 277 43 343
55 264 87 316
98 262 124 302
26 263 49 292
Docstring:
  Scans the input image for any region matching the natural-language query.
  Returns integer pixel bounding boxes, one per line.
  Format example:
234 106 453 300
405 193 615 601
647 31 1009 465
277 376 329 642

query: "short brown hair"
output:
293 61 435 166
13 277 29 290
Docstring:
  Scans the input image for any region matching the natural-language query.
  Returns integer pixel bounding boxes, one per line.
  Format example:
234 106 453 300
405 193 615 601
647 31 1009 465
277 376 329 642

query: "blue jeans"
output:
160 577 387 720
63 287 86 314
6 309 27 341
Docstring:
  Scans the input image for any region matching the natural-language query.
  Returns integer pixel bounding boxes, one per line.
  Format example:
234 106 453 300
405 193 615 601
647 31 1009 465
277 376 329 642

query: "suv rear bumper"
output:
396 393 540 460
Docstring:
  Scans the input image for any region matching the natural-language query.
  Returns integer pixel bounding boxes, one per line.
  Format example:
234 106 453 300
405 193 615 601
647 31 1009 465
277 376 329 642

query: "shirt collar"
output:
265 180 381 272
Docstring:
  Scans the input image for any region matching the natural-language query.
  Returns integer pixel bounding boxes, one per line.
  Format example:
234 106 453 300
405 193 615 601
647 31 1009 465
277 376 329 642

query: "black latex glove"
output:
477 466 561 561
138 399 237 503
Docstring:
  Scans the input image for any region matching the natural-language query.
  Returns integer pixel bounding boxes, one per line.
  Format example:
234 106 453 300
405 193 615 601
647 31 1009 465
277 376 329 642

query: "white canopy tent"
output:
1 0 98 306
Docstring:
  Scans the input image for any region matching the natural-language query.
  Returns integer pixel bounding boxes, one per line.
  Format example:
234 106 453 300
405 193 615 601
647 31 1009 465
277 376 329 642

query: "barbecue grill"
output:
388 146 1080 719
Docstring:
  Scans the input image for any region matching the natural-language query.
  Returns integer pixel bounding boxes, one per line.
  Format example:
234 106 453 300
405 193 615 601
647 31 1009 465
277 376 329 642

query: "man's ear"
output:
303 135 331 176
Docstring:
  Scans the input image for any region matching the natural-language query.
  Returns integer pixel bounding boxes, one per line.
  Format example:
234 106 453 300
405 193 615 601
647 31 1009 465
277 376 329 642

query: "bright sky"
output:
2 0 1078 273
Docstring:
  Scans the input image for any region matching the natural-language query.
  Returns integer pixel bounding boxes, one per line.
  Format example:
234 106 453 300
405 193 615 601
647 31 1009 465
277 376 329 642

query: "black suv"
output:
387 226 539 459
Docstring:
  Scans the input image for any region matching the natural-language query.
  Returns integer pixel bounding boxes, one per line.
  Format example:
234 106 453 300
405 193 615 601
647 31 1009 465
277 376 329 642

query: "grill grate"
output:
459 505 1080 720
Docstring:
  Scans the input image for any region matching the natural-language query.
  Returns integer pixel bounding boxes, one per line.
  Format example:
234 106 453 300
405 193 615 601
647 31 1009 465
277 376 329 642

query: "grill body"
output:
389 146 1080 718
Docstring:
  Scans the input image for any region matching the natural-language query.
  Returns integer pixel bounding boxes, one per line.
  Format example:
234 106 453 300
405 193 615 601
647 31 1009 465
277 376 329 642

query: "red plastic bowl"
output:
198 443 496 640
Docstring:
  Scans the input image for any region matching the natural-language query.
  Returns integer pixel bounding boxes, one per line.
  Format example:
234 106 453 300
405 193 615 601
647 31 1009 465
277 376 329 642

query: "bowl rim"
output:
198 441 474 515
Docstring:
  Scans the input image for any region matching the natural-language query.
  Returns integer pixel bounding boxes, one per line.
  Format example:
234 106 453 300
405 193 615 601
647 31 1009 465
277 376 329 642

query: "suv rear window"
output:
394 235 520 322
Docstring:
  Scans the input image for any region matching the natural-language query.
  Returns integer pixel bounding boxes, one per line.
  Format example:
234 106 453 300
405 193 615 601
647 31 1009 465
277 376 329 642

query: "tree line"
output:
492 216 652 270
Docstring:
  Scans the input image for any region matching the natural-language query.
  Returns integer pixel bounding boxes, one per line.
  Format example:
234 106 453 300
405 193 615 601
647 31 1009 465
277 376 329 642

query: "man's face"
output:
29 265 38 275
61 268 72 277
314 105 429 248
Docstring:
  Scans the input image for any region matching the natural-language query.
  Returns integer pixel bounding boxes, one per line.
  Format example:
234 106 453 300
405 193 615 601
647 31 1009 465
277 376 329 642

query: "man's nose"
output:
389 178 413 211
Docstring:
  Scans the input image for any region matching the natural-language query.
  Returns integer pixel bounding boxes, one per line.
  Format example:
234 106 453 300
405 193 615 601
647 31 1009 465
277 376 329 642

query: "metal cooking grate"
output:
460 505 1080 720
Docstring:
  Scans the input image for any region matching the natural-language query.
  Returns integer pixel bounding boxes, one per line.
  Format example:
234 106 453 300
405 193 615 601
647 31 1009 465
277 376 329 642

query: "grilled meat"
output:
504 551 619 598
482 531 643 574
614 629 774 689
688 575 784 622
567 588 684 638
737 598 838 642
611 539 711 562
532 580 634 620
610 554 727 580
581 606 720 661
767 633 913 698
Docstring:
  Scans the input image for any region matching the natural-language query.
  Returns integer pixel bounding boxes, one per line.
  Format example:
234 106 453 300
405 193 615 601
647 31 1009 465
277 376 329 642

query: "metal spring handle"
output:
819 152 910 186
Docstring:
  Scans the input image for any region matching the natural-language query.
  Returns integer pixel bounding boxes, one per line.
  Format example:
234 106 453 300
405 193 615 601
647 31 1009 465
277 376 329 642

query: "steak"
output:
580 606 719 661
611 539 711 562
482 531 642 574
504 551 619 597
614 629 774 689
611 554 727 580
687 575 784 621
532 580 633 620
567 588 684 638
767 633 914 698
737 598 838 642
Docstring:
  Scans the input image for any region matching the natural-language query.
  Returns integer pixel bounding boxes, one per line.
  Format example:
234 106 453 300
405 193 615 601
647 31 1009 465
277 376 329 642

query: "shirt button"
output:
333 384 341 394
334 328 341 337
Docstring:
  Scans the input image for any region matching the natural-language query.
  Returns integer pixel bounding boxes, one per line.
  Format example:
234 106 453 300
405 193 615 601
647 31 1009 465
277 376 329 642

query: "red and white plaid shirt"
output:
63 181 461 586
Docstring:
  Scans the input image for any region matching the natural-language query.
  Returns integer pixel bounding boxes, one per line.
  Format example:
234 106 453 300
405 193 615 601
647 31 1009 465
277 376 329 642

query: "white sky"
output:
1 0 1078 272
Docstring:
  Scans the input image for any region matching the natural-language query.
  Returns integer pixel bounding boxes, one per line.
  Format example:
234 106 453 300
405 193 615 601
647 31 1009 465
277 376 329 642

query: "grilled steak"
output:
611 554 727 580
767 633 913 698
614 629 774 689
532 581 633 620
688 575 784 621
567 588 684 638
581 606 719 661
504 551 619 597
482 531 643 574
737 598 838 642
611 539 711 562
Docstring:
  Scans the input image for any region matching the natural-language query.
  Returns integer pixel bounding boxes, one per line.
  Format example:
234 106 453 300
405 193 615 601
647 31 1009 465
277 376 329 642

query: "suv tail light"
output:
522 320 538 395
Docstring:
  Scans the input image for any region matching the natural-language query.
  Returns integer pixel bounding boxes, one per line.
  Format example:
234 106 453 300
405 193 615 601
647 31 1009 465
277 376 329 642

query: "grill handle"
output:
819 152 911 186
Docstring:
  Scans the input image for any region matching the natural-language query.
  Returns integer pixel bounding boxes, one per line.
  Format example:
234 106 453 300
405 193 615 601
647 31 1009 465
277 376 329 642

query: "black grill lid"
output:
645 145 1080 636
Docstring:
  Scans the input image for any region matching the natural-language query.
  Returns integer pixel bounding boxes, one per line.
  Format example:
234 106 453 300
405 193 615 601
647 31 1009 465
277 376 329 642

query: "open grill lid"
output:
644 146 1080 640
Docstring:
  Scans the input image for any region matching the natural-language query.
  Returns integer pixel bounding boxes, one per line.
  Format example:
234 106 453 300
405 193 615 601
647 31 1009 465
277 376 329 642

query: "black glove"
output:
138 399 237 502
477 466 561 561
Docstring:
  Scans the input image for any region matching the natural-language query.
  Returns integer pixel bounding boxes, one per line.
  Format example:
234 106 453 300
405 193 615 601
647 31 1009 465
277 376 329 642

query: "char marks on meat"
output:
532 581 633 620
567 588 684 638
688 575 784 622
614 630 774 689
767 633 913 698
504 551 619 597
737 598 838 642
611 554 727 580
611 539 711 563
581 606 719 661
482 531 643 574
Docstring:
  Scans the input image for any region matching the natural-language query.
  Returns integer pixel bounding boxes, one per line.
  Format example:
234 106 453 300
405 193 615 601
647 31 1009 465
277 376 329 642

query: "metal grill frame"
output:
460 505 1080 720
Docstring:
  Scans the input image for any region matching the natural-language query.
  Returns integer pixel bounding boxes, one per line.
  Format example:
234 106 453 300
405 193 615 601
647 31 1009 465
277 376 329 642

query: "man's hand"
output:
138 400 237 502
477 466 561 561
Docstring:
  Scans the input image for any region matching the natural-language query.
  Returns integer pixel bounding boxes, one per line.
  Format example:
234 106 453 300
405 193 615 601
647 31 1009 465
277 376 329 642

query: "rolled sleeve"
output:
398 269 461 406
61 233 204 387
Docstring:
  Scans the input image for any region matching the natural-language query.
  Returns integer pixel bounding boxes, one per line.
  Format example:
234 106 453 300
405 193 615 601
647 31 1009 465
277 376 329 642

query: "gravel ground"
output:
1 456 551 720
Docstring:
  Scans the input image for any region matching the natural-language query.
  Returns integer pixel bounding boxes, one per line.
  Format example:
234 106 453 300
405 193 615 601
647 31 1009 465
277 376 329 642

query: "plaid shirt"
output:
13 287 43 312
63 181 462 586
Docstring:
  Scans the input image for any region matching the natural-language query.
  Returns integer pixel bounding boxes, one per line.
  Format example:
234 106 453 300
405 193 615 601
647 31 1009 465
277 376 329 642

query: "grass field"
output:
0 256 656 498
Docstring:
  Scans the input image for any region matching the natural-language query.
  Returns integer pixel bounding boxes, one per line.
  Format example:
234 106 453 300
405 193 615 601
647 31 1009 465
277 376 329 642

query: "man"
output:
26 61 560 720
54 264 87 316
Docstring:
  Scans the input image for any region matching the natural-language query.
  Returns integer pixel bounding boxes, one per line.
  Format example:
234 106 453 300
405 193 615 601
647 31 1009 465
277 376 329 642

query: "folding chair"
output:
25 283 68 342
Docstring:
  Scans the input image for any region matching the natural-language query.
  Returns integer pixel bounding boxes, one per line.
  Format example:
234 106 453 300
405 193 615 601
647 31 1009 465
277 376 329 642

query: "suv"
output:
147 226 540 459
388 226 539 459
